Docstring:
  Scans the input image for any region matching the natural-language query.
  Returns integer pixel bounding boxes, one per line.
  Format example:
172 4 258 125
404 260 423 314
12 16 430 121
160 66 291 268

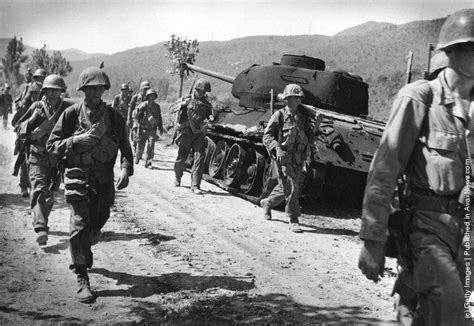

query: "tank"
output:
184 54 385 207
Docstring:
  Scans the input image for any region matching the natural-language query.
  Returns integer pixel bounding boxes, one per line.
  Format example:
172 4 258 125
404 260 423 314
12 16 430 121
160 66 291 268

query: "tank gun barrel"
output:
185 63 235 84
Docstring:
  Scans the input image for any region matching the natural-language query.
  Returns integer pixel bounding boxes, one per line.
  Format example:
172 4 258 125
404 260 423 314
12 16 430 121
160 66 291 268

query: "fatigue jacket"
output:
17 97 73 166
112 93 131 120
128 93 145 125
176 95 213 136
263 105 314 166
136 101 163 132
46 100 134 184
360 73 474 242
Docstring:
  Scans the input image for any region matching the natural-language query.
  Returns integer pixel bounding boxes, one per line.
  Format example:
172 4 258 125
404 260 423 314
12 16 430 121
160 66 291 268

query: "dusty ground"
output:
0 121 404 325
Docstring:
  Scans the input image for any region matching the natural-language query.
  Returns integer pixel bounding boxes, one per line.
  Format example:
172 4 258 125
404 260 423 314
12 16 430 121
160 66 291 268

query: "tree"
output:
27 44 72 77
1 36 28 87
164 35 199 97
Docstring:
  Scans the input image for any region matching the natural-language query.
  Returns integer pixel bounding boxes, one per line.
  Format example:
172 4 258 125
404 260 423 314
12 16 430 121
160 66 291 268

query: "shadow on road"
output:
268 218 358 237
120 291 395 325
90 268 255 299
101 231 176 244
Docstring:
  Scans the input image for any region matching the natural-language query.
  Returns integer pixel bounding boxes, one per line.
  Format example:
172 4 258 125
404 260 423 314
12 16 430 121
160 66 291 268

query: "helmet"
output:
281 84 304 99
437 8 474 50
145 88 158 98
428 52 449 80
194 78 211 92
76 67 110 91
33 68 47 78
4 83 11 90
140 81 151 90
28 82 42 93
120 83 130 90
42 74 67 91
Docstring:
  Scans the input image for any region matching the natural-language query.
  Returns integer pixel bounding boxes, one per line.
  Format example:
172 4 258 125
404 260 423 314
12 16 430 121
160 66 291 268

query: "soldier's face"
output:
447 43 474 79
194 89 205 99
83 85 105 105
44 88 62 101
287 96 301 110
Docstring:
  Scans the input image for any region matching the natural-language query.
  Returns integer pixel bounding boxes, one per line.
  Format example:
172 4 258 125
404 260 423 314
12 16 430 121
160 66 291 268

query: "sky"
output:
0 0 472 54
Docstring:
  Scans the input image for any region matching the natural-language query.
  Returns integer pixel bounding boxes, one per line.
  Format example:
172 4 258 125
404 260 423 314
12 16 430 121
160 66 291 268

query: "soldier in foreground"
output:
12 82 43 198
16 75 73 245
129 80 151 154
358 8 474 325
260 84 315 233
47 67 133 303
112 83 132 139
135 88 163 168
0 83 13 130
173 78 214 194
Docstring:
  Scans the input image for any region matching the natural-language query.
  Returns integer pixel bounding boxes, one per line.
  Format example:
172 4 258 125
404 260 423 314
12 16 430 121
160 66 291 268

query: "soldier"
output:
16 75 73 245
358 8 474 326
260 84 315 233
134 88 163 168
173 78 214 194
12 81 43 198
0 83 13 129
112 83 132 139
46 67 133 303
128 80 150 154
15 68 33 105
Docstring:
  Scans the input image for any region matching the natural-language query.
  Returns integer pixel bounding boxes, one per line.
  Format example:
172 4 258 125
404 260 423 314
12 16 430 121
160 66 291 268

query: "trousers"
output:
174 132 206 189
29 163 54 232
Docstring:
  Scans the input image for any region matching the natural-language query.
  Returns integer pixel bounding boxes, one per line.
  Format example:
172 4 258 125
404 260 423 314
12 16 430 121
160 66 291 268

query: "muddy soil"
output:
0 123 403 325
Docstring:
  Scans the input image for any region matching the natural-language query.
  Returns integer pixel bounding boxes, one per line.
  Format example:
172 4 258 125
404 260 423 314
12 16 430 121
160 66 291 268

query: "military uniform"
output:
174 94 213 191
135 100 163 167
0 89 13 129
47 100 133 268
261 104 314 225
129 93 146 153
17 96 73 237
360 73 473 325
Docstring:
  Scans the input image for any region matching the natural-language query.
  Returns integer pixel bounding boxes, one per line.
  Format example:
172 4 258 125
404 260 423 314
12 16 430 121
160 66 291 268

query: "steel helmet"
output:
437 8 474 50
28 82 42 93
76 67 110 91
281 84 304 99
120 83 130 90
194 78 211 92
145 88 158 98
4 83 11 90
42 74 67 91
33 68 47 78
139 81 151 90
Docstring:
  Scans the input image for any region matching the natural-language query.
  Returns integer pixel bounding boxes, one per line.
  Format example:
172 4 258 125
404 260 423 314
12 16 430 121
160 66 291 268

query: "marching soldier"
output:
12 81 43 198
134 88 163 168
260 84 316 233
112 83 132 138
173 78 214 194
358 9 474 325
0 83 13 130
16 75 73 245
46 67 133 304
15 68 33 105
128 80 150 154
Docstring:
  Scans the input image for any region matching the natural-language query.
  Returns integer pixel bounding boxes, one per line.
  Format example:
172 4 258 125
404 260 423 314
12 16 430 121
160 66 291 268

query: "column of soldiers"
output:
2 8 472 320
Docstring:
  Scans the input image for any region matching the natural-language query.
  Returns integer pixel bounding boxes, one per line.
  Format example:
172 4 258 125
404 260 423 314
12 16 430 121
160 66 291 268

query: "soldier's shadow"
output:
90 268 255 298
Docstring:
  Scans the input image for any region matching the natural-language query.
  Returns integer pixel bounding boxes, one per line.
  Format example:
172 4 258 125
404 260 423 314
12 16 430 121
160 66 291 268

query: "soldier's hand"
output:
358 240 385 283
72 130 100 147
116 168 129 190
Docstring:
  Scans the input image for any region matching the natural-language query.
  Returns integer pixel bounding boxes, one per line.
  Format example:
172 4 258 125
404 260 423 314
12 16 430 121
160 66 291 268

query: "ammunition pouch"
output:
64 167 89 202
385 209 413 271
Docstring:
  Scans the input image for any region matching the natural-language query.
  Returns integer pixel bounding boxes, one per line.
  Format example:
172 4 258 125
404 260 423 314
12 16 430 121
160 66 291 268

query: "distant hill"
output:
335 21 396 37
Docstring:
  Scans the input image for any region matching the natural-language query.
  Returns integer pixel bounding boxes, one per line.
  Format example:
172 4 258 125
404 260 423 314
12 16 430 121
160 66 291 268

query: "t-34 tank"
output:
184 54 385 206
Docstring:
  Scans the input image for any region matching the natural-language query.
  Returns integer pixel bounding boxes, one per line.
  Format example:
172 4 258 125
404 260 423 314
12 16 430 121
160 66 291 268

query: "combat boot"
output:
260 199 272 220
174 178 181 187
289 222 302 233
74 266 94 304
36 230 48 246
20 187 29 198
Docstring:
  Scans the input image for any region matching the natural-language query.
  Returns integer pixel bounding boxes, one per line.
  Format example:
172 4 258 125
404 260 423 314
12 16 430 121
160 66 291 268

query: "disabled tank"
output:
185 54 385 206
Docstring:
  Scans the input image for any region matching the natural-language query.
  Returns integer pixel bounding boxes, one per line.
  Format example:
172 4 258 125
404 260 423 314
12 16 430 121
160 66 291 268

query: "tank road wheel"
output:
240 148 265 195
224 144 247 188
208 140 229 179
203 137 216 173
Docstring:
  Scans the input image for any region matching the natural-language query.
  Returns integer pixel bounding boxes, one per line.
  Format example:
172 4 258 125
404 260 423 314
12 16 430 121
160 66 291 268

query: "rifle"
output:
424 44 435 80
405 50 414 85
12 136 28 176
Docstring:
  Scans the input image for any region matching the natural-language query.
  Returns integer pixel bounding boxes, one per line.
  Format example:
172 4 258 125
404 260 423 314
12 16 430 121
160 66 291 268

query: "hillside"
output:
62 16 445 121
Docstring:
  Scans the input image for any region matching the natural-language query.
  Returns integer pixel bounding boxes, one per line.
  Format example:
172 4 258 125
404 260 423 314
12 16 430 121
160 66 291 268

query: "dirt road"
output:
0 124 401 325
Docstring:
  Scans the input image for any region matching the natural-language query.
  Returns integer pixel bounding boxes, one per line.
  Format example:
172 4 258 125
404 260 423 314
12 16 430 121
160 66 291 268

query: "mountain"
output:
60 48 107 62
335 21 396 37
